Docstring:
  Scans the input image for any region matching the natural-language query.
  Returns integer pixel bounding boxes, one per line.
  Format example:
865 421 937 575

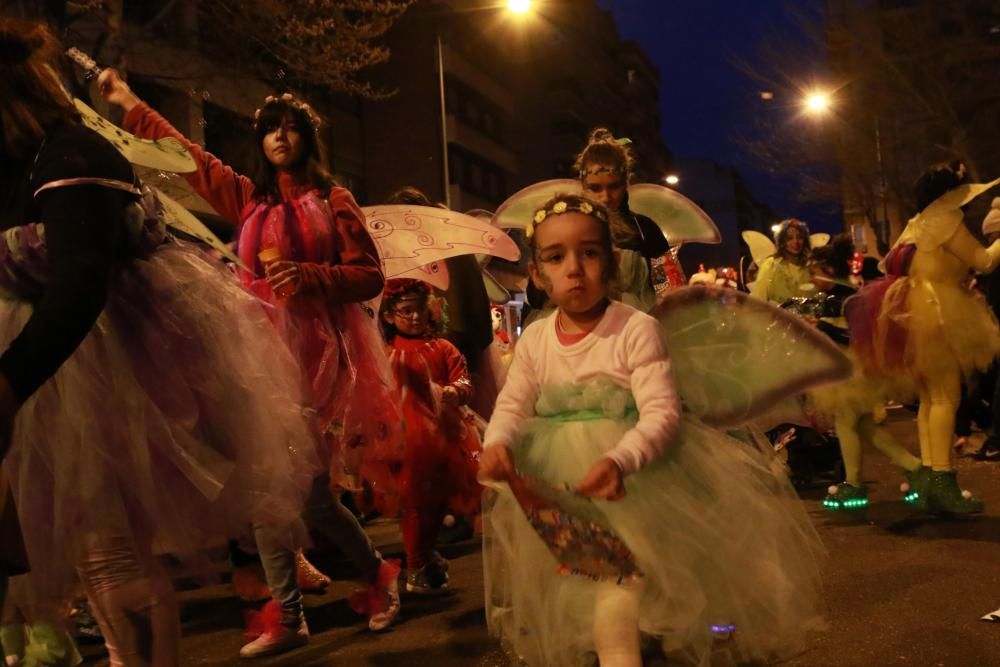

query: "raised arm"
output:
99 69 255 224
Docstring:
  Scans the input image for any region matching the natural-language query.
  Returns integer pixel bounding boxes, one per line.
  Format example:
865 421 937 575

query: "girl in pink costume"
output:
99 71 402 657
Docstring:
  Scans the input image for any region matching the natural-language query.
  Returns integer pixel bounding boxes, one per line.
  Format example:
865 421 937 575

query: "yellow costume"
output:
849 177 1000 512
750 256 813 304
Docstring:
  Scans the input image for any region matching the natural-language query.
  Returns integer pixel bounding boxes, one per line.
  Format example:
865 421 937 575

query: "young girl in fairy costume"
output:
848 161 1000 513
479 193 824 667
99 71 402 657
375 279 482 594
750 219 814 304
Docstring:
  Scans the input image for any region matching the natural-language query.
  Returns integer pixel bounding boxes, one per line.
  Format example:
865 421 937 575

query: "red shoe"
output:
296 550 331 593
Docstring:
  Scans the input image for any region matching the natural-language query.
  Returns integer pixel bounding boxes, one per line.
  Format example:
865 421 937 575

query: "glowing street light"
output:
804 91 831 114
507 0 532 13
664 174 680 186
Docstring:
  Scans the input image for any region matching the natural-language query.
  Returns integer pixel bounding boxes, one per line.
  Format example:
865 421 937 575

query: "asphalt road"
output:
79 409 1000 666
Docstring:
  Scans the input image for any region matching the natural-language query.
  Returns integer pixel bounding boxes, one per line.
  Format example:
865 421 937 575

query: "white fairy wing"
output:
360 205 520 278
741 230 776 265
626 183 720 245
810 233 830 248
924 177 1000 216
393 261 450 290
492 179 580 230
74 99 197 173
651 285 852 426
151 186 245 267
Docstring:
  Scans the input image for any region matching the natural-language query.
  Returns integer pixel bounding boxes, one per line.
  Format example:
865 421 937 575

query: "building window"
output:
447 145 508 205
444 76 505 142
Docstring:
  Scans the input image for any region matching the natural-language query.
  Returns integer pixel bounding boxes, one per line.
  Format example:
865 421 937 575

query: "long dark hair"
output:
0 18 79 159
251 96 335 203
775 219 811 265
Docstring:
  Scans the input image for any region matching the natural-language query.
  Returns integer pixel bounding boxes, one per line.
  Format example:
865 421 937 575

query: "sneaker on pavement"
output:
406 562 449 594
239 615 309 659
368 573 400 632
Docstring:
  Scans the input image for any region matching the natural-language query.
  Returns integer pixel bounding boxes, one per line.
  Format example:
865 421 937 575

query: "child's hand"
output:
96 69 140 112
478 444 515 483
575 458 625 501
441 385 460 407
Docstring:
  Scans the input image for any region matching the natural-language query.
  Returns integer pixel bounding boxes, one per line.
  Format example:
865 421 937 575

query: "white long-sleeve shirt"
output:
483 301 681 476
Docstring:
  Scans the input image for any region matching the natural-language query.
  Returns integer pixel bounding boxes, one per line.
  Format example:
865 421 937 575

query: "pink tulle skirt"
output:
1 241 320 615
246 281 403 490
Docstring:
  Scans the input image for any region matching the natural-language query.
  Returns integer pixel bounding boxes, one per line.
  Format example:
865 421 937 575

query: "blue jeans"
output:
254 474 381 625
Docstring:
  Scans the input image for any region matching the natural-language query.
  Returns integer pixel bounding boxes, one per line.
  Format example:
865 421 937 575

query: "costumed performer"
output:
802 236 922 511
98 69 403 657
371 279 482 593
749 219 814 304
479 193 824 667
847 160 1000 513
0 20 318 665
575 128 670 312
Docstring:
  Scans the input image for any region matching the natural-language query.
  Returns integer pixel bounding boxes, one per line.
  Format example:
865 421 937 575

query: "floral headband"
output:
253 93 322 130
526 199 608 239
578 164 626 178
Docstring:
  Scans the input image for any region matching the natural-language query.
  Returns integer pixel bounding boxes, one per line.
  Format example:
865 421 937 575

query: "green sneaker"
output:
923 470 984 514
901 466 931 510
823 483 869 511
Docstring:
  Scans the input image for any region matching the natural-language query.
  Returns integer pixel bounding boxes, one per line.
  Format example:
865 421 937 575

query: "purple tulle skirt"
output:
1 241 320 615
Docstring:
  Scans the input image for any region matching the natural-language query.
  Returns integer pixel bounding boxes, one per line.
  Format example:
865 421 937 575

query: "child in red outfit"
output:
379 279 482 593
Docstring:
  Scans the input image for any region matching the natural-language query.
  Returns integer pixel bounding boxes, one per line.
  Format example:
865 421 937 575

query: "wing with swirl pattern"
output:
360 205 520 280
651 285 852 426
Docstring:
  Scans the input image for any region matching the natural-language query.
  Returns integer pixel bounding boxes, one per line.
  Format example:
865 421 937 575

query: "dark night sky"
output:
593 0 840 232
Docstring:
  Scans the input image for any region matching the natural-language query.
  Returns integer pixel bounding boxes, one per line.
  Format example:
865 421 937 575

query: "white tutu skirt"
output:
483 381 825 666
1 241 319 614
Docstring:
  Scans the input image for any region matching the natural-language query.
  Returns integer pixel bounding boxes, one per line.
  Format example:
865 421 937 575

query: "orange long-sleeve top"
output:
124 101 382 304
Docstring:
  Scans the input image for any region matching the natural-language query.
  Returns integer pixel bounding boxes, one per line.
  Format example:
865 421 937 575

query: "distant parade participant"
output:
99 67 402 657
575 128 670 311
1 19 318 664
750 218 814 304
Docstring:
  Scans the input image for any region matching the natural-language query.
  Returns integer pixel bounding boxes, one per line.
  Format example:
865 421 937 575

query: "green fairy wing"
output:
651 285 852 427
626 183 720 245
492 179 579 230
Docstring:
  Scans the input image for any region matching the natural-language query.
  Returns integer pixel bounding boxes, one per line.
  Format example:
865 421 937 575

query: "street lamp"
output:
801 85 890 252
664 174 679 186
804 90 831 115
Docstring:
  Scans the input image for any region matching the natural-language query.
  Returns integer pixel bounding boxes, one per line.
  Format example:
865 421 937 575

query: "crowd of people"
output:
3 16 1000 667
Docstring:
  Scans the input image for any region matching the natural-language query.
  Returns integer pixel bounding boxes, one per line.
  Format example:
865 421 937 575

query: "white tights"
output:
592 580 643 667
76 531 179 666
